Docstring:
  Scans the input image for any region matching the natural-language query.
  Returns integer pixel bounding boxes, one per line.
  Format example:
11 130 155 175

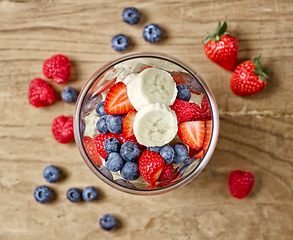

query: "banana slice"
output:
127 68 177 111
133 103 178 147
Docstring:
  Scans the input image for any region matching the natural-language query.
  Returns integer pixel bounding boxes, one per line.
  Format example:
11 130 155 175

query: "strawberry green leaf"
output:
204 20 235 44
252 55 269 82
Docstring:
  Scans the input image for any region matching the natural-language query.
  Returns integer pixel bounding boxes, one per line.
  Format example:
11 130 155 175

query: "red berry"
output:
139 150 165 184
178 121 205 149
140 66 152 72
28 78 55 107
93 133 118 159
157 163 174 183
145 185 157 190
228 170 254 199
83 136 102 166
117 133 145 149
230 55 268 96
204 21 238 71
170 99 193 124
201 96 212 121
43 54 71 84
123 110 137 138
52 116 74 144
190 103 203 121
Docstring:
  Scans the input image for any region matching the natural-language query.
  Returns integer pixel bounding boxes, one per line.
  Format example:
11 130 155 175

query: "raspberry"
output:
228 170 254 199
170 99 193 124
190 103 203 121
52 116 74 144
28 78 55 107
157 163 174 183
93 133 118 159
83 136 102 166
43 54 71 84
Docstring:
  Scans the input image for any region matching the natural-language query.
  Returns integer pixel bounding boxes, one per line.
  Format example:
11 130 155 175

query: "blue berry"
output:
34 186 52 203
61 87 78 103
98 166 113 180
67 188 82 202
143 23 162 43
95 102 107 117
120 162 140 181
105 153 124 172
106 115 124 134
176 84 191 102
100 214 116 231
120 141 140 162
147 144 167 153
43 165 60 183
104 137 121 154
96 115 109 134
82 186 99 202
111 34 129 52
160 146 175 164
172 143 189 164
122 7 141 25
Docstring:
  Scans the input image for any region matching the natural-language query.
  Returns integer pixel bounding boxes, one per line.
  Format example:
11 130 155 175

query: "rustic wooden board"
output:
0 0 292 239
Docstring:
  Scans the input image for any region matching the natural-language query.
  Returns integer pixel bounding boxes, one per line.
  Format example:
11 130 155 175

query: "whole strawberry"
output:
52 116 74 144
228 170 254 199
43 54 71 84
28 78 55 107
230 55 268 96
204 21 238 71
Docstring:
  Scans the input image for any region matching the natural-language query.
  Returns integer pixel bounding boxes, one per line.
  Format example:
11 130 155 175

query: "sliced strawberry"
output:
178 121 205 149
157 163 174 183
83 136 102 165
195 149 204 160
93 133 118 159
190 103 203 121
140 66 152 72
104 82 134 115
123 110 137 138
201 95 212 121
189 147 202 158
139 150 165 184
145 185 157 190
203 120 212 152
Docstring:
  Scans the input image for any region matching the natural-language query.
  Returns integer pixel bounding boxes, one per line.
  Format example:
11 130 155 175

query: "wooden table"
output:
1 0 292 239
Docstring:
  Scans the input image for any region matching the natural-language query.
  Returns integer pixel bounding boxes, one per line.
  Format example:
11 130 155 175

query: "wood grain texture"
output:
0 0 293 239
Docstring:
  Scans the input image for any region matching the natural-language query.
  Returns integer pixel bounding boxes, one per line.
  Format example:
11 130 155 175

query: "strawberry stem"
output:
252 55 269 82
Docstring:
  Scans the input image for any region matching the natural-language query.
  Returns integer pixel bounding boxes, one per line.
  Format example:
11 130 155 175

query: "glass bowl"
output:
74 52 219 195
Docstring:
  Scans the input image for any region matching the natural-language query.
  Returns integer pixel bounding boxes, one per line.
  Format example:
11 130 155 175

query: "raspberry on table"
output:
228 170 254 199
43 54 71 84
52 116 74 144
28 78 55 107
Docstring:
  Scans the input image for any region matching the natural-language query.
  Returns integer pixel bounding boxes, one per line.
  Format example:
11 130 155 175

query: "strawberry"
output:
201 96 212 121
190 103 203 121
204 21 238 71
170 99 193 124
139 150 165 184
230 55 268 96
189 147 202 158
117 133 145 149
43 54 71 84
93 133 118 159
170 72 186 85
228 170 254 199
145 185 157 190
83 136 102 166
104 82 135 115
123 110 137 138
157 163 174 183
178 121 205 149
52 116 74 144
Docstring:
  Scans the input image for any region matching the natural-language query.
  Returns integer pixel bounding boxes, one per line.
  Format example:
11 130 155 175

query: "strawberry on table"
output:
230 55 268 96
178 121 205 149
204 21 238 71
83 136 102 166
104 82 135 115
123 110 137 138
228 170 254 199
139 150 165 184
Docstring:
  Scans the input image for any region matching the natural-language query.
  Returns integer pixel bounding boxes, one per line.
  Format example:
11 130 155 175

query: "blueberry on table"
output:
111 34 129 52
120 141 140 162
96 115 109 134
43 165 61 183
106 115 124 134
176 84 191 102
100 214 116 231
122 7 141 25
95 101 107 117
104 137 121 154
160 146 175 164
172 143 189 164
67 188 82 202
34 186 52 203
82 186 99 202
143 23 162 43
105 153 124 172
61 87 78 103
120 162 140 181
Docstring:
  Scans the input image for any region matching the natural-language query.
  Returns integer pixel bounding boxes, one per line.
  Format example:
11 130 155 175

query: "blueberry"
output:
43 165 60 183
120 162 140 181
98 166 113 180
120 141 140 162
67 188 82 202
105 153 124 172
172 143 189 164
176 84 191 102
95 101 106 117
111 34 129 52
106 115 124 134
34 186 52 203
160 146 175 164
61 87 78 103
122 7 141 25
100 214 116 231
82 186 99 202
96 115 109 134
147 144 167 153
143 23 162 43
104 137 121 154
